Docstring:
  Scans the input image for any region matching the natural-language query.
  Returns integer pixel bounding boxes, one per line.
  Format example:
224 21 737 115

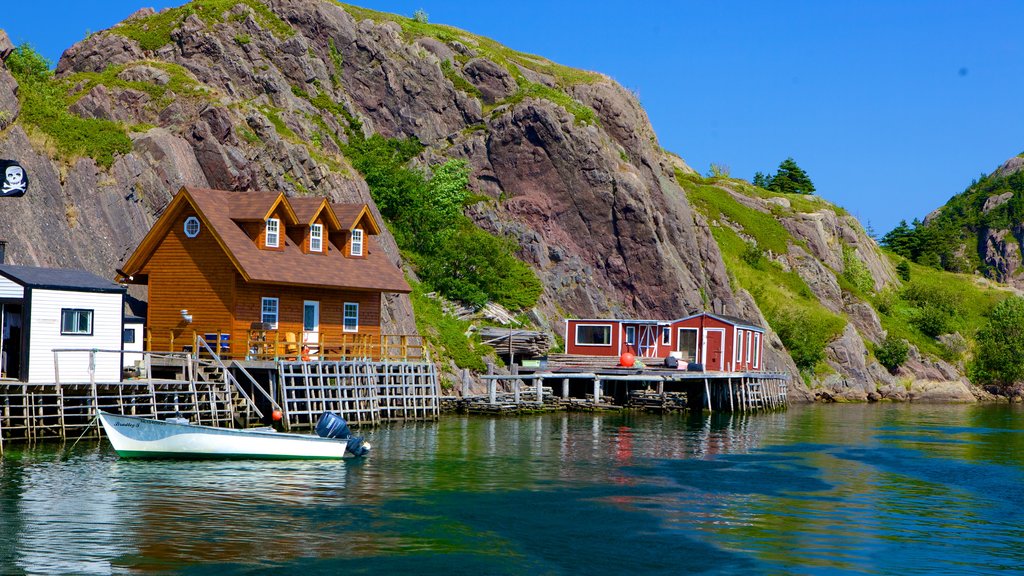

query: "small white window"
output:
343 302 359 332
266 218 280 248
753 333 762 368
625 326 636 345
735 329 744 362
310 223 323 253
661 326 670 345
61 309 94 335
350 229 363 256
261 297 279 328
746 331 753 363
184 216 200 238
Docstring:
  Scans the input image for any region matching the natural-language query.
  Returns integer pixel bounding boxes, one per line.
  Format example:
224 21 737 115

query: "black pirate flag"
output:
0 160 27 197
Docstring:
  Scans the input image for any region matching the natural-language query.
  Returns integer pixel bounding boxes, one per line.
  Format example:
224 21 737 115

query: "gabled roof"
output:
289 197 343 231
120 187 409 293
0 265 125 293
670 312 764 331
332 203 381 234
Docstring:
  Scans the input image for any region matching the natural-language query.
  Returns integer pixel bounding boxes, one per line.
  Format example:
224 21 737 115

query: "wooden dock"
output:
455 366 789 414
0 341 440 444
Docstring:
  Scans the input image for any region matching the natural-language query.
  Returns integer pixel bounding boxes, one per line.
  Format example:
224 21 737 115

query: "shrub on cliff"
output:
875 335 909 373
753 157 816 195
971 296 1024 389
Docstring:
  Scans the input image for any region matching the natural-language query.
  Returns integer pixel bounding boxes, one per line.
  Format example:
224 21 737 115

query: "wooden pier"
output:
455 367 789 414
0 339 440 444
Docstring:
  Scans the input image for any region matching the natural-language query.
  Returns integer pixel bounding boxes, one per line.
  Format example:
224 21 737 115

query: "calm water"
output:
3 404 1024 575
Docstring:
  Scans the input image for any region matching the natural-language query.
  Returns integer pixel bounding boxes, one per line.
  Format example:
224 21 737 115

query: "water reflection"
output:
2 404 1024 574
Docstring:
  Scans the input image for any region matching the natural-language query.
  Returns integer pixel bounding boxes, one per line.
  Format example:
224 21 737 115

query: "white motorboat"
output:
97 411 370 460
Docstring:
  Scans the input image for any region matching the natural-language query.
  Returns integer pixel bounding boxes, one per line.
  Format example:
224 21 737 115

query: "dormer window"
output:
350 229 363 256
310 223 323 253
266 218 280 248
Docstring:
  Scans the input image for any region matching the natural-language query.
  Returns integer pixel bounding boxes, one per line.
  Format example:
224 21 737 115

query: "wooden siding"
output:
232 281 382 355
0 275 23 299
27 288 122 383
142 207 239 352
565 320 621 356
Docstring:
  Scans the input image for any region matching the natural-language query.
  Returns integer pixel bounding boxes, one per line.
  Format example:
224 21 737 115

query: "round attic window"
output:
184 216 201 238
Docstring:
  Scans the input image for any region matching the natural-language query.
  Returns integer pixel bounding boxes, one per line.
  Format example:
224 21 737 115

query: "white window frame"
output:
350 228 364 256
746 331 753 364
574 323 612 347
184 216 200 238
676 327 698 362
304 301 320 332
753 332 762 369
735 329 744 363
261 297 279 328
661 326 671 346
625 326 636 346
343 302 359 333
309 223 323 253
61 308 94 336
266 218 280 248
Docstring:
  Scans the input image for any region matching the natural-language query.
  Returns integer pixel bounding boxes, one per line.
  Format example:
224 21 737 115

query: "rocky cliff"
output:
0 0 984 401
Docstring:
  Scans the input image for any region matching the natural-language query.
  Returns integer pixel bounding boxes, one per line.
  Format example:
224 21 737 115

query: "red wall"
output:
565 320 621 356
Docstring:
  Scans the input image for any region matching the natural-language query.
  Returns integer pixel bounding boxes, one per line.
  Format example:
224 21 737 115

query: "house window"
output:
661 326 670 345
61 309 93 336
746 331 753 363
261 297 279 328
123 327 136 344
753 333 762 368
266 218 280 248
184 216 200 238
735 329 745 363
343 302 359 332
575 324 611 346
677 328 698 362
625 326 636 345
310 223 323 253
350 229 363 256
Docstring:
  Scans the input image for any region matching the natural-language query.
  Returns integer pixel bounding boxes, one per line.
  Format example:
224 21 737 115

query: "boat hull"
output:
98 411 364 460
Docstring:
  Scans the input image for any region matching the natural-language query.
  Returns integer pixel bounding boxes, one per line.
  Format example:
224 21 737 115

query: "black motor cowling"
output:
315 411 351 439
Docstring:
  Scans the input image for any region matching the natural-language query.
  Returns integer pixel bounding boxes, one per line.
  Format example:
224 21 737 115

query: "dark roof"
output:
0 265 125 293
674 311 763 330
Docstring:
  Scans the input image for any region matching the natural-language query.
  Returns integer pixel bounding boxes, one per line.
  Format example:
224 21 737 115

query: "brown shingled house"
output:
117 187 410 358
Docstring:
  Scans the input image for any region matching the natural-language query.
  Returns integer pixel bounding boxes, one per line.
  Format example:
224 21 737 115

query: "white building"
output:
0 265 126 383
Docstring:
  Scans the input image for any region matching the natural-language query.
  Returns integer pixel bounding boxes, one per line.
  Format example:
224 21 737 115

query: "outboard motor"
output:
315 411 352 439
346 437 371 457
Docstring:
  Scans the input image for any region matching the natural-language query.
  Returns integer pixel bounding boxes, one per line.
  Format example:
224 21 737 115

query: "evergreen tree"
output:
881 220 917 259
752 171 770 188
971 296 1024 389
768 157 816 195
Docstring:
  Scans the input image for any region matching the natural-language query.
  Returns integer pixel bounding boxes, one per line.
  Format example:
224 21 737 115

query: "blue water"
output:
2 404 1024 575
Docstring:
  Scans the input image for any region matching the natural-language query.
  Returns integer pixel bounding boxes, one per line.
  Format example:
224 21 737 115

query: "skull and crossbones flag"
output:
0 160 27 197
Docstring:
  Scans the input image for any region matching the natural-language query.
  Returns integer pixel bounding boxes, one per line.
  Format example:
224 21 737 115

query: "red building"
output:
564 312 765 372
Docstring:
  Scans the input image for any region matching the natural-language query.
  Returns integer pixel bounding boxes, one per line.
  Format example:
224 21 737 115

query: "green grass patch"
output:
681 176 792 254
712 226 845 374
111 0 293 51
6 45 132 168
64 61 208 110
258 105 298 140
410 280 488 371
440 60 482 100
874 255 1008 359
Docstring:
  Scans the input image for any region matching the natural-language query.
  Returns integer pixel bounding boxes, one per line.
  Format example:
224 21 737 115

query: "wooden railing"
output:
147 328 424 362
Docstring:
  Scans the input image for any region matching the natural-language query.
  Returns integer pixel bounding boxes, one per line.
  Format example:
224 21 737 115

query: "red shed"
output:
663 312 765 372
564 312 766 372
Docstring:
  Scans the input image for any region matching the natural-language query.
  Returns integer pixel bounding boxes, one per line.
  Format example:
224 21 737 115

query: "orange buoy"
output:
301 345 310 362
272 409 283 422
619 352 636 367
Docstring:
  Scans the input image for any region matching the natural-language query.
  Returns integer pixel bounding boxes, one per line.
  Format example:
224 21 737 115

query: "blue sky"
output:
5 1 1024 234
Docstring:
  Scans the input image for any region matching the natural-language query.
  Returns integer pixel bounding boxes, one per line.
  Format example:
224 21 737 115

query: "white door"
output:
303 301 320 353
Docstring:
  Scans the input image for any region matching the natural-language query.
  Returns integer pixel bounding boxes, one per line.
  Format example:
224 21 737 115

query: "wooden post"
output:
562 378 569 399
513 377 521 405
535 376 543 404
728 377 734 412
461 368 470 397
704 378 712 412
594 378 601 405
489 378 497 405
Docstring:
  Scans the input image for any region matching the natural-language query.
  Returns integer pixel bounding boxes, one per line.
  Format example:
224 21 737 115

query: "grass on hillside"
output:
410 280 488 372
680 173 792 255
873 256 1009 360
64 62 209 110
6 46 132 168
111 0 293 51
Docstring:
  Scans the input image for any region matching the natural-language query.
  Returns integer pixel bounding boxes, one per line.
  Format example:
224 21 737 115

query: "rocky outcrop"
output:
0 30 19 130
981 227 1022 282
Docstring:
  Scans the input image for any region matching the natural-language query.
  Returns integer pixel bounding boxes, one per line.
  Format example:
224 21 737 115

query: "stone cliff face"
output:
0 1 974 400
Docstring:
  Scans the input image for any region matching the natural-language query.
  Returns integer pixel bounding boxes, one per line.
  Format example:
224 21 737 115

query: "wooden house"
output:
117 187 410 358
0 265 126 383
564 312 766 372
